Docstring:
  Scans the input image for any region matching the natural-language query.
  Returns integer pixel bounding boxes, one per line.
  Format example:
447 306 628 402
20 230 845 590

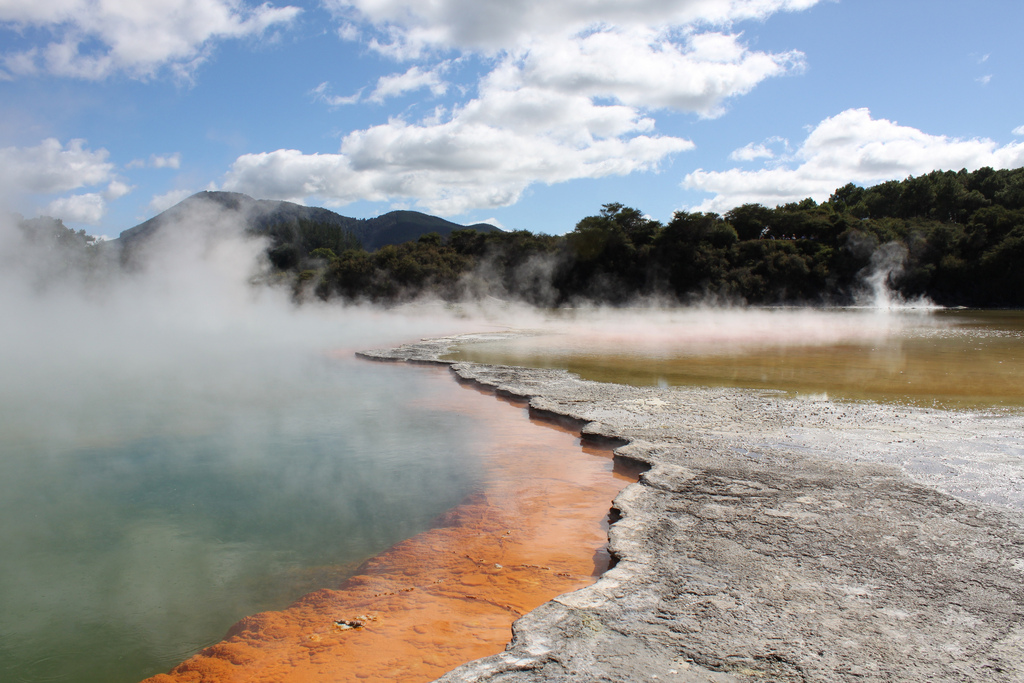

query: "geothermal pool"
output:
444 309 1024 411
4 306 1021 683
142 374 639 683
0 355 493 683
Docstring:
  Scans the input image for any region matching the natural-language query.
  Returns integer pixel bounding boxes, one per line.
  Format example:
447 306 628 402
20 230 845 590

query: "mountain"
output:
350 209 502 250
115 191 503 254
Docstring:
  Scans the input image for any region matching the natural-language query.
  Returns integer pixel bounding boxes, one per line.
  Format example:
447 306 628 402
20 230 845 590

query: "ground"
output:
360 333 1024 683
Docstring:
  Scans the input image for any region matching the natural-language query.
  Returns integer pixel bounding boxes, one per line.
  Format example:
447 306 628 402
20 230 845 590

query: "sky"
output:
2 0 1023 239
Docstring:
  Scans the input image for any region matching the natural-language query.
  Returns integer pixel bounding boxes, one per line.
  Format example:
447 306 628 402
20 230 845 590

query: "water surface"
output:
0 349 488 683
144 377 641 683
444 309 1024 411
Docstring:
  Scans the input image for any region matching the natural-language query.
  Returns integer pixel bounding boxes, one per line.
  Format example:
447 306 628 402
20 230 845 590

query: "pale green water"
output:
4 306 1020 683
444 309 1024 411
0 354 486 683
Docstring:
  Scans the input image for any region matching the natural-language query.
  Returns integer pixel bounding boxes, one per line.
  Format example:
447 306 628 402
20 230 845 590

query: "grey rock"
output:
357 333 1024 683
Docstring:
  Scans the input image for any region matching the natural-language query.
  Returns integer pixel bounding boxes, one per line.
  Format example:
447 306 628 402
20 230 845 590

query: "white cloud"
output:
126 153 182 169
367 64 449 103
224 88 693 215
729 142 774 161
314 65 450 107
330 0 822 53
337 22 360 41
729 135 789 161
242 0 819 214
684 108 1024 212
103 180 134 200
226 132 691 216
1013 125 1024 136
311 81 362 106
0 0 301 80
150 153 181 169
227 63 696 214
0 138 115 195
502 29 804 118
976 74 992 86
332 2 809 119
44 192 106 224
148 188 195 214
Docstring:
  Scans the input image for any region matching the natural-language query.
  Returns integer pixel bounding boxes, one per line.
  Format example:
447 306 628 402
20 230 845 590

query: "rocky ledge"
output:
358 333 1024 683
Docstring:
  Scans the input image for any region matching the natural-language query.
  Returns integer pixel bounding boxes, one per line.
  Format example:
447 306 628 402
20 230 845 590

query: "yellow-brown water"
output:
444 309 1024 411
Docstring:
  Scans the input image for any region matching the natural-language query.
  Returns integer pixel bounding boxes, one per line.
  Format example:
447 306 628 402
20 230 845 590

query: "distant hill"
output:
351 209 502 250
115 191 503 254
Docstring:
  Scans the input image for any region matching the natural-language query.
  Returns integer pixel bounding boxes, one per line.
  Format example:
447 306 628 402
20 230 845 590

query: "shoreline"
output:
360 332 1024 682
141 362 635 683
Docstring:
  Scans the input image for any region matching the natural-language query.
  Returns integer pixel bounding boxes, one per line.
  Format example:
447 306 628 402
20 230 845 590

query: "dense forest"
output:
297 166 1024 307
12 165 1024 308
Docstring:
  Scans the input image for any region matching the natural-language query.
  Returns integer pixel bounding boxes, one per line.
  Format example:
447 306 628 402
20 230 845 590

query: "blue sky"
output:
2 0 1023 238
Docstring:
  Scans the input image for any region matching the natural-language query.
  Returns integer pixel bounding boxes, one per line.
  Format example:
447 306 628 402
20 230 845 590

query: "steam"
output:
856 241 937 310
1 197 958 683
0 203 502 501
0 202 501 683
0 201 944 411
444 304 937 364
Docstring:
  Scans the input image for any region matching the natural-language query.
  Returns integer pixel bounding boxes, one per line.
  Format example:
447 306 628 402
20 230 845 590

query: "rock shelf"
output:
359 333 1024 683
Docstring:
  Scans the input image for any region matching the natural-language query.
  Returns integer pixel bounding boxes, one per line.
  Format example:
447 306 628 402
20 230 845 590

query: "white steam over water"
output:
0 206 497 683
0 203 489 440
855 241 940 310
2 201 1016 683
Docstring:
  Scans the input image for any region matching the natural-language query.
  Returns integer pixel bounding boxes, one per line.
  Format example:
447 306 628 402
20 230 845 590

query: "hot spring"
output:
3 210 1021 683
0 315 501 682
4 304 1022 682
444 308 1024 412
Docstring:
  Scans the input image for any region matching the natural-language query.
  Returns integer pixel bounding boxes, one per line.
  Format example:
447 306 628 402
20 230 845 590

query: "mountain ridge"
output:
115 191 503 252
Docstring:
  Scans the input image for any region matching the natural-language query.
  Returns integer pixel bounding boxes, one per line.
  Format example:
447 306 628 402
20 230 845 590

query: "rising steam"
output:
856 241 938 310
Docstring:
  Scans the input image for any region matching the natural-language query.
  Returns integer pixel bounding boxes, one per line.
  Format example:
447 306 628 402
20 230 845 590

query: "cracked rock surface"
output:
358 334 1024 683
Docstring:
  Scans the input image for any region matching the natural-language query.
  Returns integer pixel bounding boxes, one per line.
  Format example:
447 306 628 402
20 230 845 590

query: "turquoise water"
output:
0 349 486 683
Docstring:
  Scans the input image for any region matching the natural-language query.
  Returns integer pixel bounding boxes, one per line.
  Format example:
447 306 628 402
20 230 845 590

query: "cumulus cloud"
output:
335 2 809 117
367 64 450 103
104 180 133 200
228 57 696 214
232 0 819 214
1012 125 1024 136
730 142 774 161
329 0 821 53
684 108 1024 212
0 0 301 80
150 153 182 169
224 86 693 215
506 30 804 117
729 136 789 161
225 131 691 216
44 192 107 224
0 138 115 196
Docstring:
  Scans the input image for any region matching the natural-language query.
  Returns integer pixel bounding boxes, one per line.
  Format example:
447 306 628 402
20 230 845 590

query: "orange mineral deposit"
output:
144 365 639 683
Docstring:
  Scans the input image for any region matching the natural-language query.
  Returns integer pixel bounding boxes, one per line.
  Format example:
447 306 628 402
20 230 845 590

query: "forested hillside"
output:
305 166 1024 307
114 191 501 267
12 166 1023 307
